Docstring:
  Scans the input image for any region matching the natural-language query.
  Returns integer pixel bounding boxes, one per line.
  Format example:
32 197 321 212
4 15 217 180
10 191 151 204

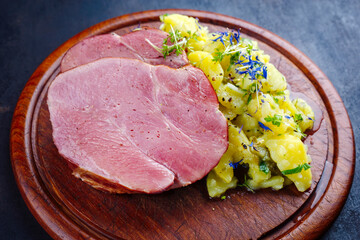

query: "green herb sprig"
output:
259 160 270 174
161 28 187 58
238 175 255 193
281 163 311 175
145 26 188 59
264 114 282 127
294 113 303 122
295 124 307 139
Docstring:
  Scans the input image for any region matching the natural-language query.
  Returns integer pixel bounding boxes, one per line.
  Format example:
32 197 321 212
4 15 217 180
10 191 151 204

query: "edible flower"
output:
238 125 243 134
258 121 273 132
229 159 243 169
211 31 229 45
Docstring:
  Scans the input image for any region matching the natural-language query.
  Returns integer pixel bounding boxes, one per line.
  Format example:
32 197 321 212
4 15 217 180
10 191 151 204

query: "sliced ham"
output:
60 28 188 72
48 58 228 194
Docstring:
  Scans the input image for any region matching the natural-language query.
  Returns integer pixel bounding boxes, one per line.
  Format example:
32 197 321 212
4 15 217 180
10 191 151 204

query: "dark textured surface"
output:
1 0 358 239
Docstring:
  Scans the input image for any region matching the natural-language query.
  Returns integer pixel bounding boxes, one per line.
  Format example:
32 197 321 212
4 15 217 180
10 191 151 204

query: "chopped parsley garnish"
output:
294 113 303 122
259 160 270 174
281 163 311 175
221 195 226 200
275 91 285 95
264 114 282 127
238 175 255 193
227 51 241 71
246 94 252 105
273 97 279 104
213 50 225 62
248 82 259 93
295 124 307 139
230 51 241 64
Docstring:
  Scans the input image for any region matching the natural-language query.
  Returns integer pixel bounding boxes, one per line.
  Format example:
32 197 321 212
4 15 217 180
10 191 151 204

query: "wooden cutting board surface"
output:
10 9 355 240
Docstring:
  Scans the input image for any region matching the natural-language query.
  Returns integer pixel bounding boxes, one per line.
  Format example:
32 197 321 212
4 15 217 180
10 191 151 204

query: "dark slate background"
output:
1 0 359 239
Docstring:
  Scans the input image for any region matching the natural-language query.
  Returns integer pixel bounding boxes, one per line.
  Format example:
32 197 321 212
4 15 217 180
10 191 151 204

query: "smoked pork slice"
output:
60 28 188 72
48 58 228 193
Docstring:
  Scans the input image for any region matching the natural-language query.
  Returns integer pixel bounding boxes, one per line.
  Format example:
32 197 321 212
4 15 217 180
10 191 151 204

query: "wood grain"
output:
10 9 355 240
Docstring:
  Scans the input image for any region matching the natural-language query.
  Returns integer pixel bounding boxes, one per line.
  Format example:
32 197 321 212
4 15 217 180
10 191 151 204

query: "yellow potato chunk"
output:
219 104 237 121
277 92 298 116
233 112 262 138
188 51 223 91
228 124 258 166
261 63 287 93
293 98 315 132
265 135 312 192
228 124 271 184
160 14 209 52
248 175 284 190
160 14 201 37
248 94 296 135
247 161 271 186
207 170 238 198
187 35 209 52
216 83 246 115
213 144 235 183
202 35 225 55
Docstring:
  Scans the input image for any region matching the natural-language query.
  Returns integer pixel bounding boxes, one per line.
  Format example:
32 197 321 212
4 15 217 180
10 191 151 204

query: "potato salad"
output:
159 14 315 197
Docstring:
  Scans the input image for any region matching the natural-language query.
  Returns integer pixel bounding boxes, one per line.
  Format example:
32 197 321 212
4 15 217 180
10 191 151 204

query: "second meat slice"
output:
60 28 189 72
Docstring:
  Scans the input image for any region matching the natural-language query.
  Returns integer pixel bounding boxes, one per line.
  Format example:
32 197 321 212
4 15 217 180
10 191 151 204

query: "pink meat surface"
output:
48 58 228 194
60 28 188 72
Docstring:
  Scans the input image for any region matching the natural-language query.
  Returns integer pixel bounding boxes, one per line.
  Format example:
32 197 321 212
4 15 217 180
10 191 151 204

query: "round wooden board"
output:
10 9 355 240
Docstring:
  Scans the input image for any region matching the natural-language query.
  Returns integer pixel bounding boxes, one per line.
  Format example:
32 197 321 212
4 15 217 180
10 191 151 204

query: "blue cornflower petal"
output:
239 125 243 134
229 159 243 169
258 121 273 132
232 29 241 43
195 17 202 29
262 65 267 79
236 69 248 75
229 34 233 45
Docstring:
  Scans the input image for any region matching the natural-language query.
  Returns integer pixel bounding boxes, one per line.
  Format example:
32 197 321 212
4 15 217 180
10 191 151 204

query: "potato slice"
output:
207 170 238 198
265 134 312 192
160 14 200 37
293 98 315 132
261 63 287 93
188 51 223 91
